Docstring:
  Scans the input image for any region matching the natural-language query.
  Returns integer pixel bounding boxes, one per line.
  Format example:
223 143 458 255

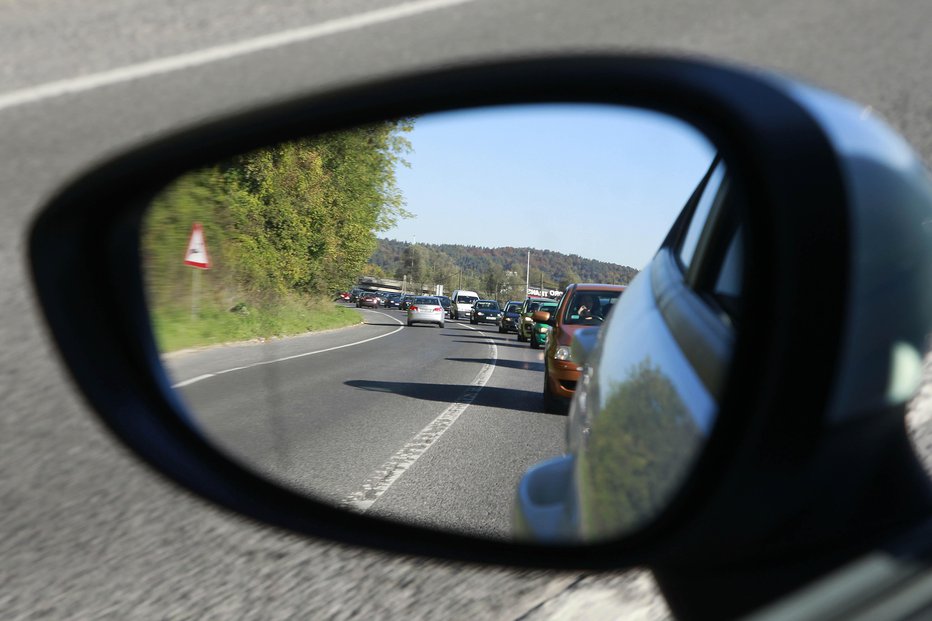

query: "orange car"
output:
538 283 626 413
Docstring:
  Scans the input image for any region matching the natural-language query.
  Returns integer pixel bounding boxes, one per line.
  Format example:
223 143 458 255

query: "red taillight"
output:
409 305 418 312
434 307 442 312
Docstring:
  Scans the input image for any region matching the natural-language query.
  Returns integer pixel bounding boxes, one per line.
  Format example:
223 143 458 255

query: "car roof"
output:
567 283 628 292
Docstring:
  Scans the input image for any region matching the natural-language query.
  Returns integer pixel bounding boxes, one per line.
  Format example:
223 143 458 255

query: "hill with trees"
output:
369 238 638 300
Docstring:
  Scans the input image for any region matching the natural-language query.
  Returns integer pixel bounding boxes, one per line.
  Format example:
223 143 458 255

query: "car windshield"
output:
458 296 478 304
476 301 499 310
414 297 439 305
505 303 521 313
562 290 623 325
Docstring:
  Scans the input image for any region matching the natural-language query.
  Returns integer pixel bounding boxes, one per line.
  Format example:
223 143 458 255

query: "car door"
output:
515 156 743 543
572 156 742 540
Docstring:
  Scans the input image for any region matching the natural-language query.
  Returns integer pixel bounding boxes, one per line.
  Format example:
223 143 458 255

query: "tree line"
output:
368 238 638 300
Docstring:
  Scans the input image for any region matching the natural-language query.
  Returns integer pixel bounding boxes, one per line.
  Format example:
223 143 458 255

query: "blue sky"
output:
384 104 716 270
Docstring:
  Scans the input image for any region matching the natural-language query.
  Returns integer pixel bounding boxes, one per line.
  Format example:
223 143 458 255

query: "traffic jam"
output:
340 283 625 413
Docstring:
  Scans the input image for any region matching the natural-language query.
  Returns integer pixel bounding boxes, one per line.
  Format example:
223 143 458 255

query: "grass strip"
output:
152 297 362 353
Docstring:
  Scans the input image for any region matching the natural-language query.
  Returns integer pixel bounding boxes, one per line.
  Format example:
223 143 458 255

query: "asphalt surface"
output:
168 308 564 539
4 1 932 620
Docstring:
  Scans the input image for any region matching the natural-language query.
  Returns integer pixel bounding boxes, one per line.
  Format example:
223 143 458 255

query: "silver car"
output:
515 156 738 543
406 296 445 328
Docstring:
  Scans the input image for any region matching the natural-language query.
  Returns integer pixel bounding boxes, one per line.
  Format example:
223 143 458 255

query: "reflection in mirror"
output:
141 104 732 543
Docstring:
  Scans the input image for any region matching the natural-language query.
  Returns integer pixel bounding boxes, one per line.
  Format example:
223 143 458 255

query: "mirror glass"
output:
141 104 733 543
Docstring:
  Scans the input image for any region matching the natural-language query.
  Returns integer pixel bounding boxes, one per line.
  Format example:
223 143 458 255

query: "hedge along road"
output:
165 307 566 539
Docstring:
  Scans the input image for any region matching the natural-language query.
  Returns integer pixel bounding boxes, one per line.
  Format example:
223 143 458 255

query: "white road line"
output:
0 0 474 112
341 323 498 513
172 374 216 388
170 310 404 388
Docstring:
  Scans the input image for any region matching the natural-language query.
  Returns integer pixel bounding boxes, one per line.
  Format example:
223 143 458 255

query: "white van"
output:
450 290 480 320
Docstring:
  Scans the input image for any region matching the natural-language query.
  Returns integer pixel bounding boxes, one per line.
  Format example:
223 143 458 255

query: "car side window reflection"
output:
709 226 743 324
678 160 727 269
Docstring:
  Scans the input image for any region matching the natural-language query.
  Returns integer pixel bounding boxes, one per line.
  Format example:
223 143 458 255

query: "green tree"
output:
142 119 413 323
577 359 703 540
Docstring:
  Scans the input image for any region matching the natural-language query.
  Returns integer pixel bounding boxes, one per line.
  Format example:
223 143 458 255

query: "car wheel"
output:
530 337 539 349
407 320 413 327
438 322 444 328
498 326 505 333
517 331 526 342
542 369 562 414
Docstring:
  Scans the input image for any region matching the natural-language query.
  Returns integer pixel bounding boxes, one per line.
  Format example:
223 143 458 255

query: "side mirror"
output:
531 310 551 324
29 55 932 619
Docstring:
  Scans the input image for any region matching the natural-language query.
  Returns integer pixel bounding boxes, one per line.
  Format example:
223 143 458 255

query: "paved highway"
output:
4 1 932 620
168 308 564 539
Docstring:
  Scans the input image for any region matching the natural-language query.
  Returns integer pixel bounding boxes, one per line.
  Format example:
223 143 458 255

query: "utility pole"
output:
526 250 530 297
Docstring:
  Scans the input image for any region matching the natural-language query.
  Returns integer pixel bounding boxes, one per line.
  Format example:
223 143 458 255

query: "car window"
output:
679 160 727 269
687 169 744 323
563 290 623 324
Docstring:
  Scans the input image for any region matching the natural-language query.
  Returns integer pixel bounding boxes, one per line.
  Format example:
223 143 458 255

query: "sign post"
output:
183 223 210 318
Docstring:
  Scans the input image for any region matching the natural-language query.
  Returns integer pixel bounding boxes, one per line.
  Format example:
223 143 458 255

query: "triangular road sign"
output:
183 222 210 269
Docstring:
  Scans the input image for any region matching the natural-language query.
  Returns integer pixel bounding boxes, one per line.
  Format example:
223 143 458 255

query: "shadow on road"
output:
445 357 545 373
344 380 547 414
442 331 511 341
448 339 531 350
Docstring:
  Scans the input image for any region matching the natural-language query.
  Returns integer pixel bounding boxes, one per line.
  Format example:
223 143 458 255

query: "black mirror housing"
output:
28 54 932 618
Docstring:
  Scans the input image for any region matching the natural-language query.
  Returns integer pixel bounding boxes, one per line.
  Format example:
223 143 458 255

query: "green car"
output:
529 301 559 349
516 297 550 342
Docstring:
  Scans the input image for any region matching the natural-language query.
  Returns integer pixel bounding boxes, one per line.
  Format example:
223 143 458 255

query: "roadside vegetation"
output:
150 296 361 353
142 121 412 352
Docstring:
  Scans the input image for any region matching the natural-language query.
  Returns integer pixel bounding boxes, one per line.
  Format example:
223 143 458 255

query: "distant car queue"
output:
337 283 626 413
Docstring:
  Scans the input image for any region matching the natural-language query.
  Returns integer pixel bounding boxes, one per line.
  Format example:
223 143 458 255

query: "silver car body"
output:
407 296 445 327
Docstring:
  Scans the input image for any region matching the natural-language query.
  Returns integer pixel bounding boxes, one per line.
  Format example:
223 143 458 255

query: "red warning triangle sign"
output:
183 222 210 269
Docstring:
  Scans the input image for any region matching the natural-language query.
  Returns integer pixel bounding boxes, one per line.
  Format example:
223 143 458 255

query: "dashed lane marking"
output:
341 322 497 513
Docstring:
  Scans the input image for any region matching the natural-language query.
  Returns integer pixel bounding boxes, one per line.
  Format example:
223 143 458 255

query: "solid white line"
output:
170 310 404 388
0 0 475 112
341 323 498 513
172 373 216 388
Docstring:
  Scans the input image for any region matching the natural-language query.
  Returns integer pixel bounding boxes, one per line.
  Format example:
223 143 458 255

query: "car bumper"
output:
547 358 581 399
408 311 444 324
